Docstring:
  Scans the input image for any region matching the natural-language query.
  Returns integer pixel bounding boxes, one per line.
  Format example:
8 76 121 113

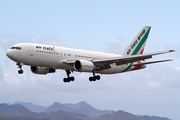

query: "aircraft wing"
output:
63 50 174 70
93 50 175 66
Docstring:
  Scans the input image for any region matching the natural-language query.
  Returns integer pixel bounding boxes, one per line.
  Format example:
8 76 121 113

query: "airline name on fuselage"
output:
36 45 56 52
127 29 146 55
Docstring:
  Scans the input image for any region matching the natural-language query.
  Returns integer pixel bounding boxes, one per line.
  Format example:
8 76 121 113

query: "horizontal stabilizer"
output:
132 59 173 66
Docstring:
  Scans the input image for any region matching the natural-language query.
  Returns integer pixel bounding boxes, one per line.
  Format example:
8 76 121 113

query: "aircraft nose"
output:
6 49 13 59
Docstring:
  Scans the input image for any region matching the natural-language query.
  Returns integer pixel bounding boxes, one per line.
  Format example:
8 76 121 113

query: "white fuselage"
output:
6 43 144 74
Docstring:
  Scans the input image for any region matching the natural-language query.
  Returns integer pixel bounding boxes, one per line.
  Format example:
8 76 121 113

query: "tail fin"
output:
121 26 151 56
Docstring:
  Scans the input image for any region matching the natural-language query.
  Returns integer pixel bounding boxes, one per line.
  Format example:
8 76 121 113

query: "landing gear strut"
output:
63 70 75 83
89 72 100 82
17 62 23 74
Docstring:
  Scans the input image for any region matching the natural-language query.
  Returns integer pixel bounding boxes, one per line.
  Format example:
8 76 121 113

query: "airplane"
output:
6 26 174 83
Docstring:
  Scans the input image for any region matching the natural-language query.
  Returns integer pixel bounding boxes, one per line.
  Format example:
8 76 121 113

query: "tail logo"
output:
127 29 146 55
138 29 145 40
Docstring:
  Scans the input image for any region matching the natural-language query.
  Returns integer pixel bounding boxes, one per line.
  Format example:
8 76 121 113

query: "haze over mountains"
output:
0 101 171 120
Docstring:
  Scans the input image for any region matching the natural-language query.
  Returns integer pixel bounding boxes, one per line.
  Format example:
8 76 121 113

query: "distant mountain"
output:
45 102 70 113
4 118 51 120
66 112 88 118
98 110 145 120
140 115 171 120
14 101 48 113
44 110 91 120
0 116 12 120
0 103 40 118
0 103 27 113
45 101 115 118
0 101 172 120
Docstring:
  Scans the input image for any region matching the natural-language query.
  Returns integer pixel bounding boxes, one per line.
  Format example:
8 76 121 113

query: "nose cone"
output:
6 50 11 58
6 49 14 60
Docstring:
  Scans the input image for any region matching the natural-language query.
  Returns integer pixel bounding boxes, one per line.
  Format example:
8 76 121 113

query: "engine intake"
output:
74 60 94 72
31 66 56 75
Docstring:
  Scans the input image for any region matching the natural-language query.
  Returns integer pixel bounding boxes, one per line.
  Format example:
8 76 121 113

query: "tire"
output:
67 77 70 82
70 77 75 81
96 75 100 80
92 76 96 81
63 78 67 83
18 70 23 74
89 77 93 81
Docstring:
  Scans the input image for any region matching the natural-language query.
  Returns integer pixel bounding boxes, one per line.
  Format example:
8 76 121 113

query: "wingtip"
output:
169 50 175 52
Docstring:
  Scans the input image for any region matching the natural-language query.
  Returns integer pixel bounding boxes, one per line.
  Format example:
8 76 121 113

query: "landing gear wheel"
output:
63 78 67 83
92 76 96 81
89 77 93 82
96 75 100 80
18 70 23 74
66 77 70 82
70 77 75 81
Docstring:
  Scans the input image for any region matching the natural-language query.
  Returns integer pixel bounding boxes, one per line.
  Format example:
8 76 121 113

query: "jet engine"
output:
31 66 56 75
74 60 94 72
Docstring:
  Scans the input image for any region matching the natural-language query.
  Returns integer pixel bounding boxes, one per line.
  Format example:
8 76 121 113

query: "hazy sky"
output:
0 0 180 120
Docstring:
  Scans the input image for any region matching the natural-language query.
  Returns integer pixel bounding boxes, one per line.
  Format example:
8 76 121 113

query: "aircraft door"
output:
29 47 34 56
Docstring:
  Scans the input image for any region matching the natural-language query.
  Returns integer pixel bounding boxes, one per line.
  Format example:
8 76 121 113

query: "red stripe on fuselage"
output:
131 61 142 71
131 49 144 71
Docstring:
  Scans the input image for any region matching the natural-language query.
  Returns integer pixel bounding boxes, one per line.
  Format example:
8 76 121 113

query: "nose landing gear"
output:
17 62 24 74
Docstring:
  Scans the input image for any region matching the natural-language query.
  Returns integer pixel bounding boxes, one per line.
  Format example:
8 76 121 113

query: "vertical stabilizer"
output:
121 26 151 56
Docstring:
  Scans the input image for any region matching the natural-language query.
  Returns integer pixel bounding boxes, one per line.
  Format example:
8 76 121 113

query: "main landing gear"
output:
63 70 75 83
17 62 24 74
89 72 100 82
63 70 101 83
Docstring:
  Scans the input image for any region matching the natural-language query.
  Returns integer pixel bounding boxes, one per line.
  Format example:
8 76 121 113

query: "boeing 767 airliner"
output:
6 26 174 83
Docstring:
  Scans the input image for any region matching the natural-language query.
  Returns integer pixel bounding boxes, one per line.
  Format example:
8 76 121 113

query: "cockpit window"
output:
11 47 21 50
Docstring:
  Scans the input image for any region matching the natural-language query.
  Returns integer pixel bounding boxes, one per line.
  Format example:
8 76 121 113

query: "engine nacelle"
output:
31 66 56 75
74 60 94 72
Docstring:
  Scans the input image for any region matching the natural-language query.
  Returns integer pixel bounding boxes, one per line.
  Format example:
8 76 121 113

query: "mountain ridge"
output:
13 101 48 113
45 101 115 118
98 110 145 120
0 101 172 120
0 104 41 118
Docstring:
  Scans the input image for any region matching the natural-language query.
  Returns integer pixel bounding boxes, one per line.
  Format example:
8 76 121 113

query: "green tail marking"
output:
122 27 151 72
